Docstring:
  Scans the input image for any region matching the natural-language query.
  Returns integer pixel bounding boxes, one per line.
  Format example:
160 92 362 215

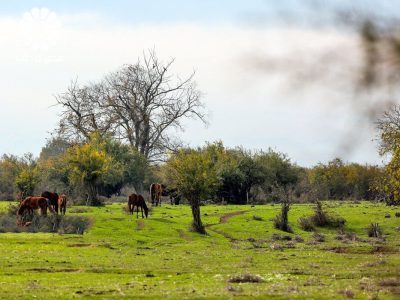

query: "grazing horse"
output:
150 183 166 206
17 197 54 225
41 191 59 214
167 188 181 205
58 194 67 215
128 193 148 218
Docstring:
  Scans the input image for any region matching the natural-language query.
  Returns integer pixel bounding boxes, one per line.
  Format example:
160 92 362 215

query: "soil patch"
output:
219 211 247 224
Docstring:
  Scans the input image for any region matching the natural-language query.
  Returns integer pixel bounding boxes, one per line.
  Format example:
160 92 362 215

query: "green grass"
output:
0 201 399 299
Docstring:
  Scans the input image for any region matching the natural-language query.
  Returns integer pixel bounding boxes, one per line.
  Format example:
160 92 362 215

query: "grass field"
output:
0 201 399 299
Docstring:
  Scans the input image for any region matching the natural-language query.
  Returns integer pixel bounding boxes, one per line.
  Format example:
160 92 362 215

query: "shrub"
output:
395 212 400 218
298 216 315 231
310 201 346 229
294 235 304 243
228 274 264 283
273 202 292 233
273 213 293 233
312 232 325 242
311 201 328 226
0 210 92 234
367 223 382 238
271 233 292 241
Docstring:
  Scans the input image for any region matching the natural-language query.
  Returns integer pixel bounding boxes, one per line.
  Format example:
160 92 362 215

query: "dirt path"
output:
219 210 247 224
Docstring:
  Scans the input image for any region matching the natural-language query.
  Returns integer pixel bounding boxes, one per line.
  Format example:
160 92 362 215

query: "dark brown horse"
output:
150 183 165 206
128 193 148 218
58 194 67 215
17 196 54 224
41 191 59 214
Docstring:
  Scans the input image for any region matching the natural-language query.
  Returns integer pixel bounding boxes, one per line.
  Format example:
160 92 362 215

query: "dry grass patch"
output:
228 274 264 283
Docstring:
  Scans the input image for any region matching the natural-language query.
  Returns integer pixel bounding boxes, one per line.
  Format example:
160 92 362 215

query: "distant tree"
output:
0 154 22 199
376 105 400 156
39 137 71 160
14 153 40 199
217 149 264 204
56 51 206 161
255 149 299 201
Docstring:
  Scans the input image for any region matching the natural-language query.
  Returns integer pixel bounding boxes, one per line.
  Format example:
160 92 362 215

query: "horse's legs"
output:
141 205 144 218
136 205 139 218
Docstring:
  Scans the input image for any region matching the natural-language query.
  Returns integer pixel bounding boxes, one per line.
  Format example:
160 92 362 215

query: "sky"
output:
0 0 399 166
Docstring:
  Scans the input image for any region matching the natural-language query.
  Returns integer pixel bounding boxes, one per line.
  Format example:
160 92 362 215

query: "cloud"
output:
0 8 382 166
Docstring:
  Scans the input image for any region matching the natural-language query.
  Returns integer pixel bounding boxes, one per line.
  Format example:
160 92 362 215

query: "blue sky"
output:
1 0 399 24
0 1 398 166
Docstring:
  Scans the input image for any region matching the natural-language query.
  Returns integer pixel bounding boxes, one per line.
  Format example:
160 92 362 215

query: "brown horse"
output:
41 191 59 214
128 193 148 218
58 194 67 215
150 183 165 206
17 196 54 223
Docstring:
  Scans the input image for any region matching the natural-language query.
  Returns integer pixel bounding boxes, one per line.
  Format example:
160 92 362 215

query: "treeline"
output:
0 135 382 204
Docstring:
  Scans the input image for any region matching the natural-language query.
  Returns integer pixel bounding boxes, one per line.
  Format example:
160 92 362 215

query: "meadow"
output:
0 201 399 299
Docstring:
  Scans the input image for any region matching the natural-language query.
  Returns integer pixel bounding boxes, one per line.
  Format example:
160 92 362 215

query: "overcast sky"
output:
0 1 398 166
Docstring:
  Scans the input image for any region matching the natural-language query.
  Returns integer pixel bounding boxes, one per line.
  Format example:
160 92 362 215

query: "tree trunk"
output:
190 199 206 234
87 183 101 206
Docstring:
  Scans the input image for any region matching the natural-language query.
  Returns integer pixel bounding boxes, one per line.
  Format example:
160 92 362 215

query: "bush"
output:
310 201 346 229
298 216 315 231
312 232 325 242
395 212 400 218
0 209 92 234
273 202 292 233
273 213 293 233
367 223 382 238
228 274 264 283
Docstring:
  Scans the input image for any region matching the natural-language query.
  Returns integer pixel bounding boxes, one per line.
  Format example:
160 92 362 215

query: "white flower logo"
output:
22 7 62 52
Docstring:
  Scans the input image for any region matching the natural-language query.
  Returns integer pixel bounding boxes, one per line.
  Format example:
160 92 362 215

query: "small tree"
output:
166 147 220 234
15 168 40 199
64 134 115 205
14 153 40 199
272 186 294 233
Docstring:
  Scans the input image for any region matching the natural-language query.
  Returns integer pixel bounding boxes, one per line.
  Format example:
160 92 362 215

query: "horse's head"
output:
45 198 55 213
17 204 25 216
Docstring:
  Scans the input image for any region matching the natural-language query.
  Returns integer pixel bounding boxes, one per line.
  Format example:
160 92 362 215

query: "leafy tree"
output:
14 153 40 199
15 168 40 198
64 134 116 205
0 154 22 199
255 149 299 201
217 149 264 204
165 145 221 234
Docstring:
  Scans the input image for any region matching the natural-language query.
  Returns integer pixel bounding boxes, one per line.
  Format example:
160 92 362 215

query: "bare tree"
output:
376 104 400 155
56 51 206 160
